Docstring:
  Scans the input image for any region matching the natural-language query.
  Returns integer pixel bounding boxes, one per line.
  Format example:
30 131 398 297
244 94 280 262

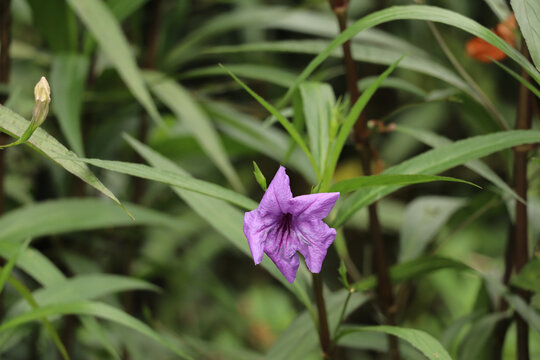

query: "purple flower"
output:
243 166 340 283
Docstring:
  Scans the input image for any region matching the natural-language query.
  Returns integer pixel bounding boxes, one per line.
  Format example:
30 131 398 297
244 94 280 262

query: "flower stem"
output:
313 273 332 359
328 2 400 359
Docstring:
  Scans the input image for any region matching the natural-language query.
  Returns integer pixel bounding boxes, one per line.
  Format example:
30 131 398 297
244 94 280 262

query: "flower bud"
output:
32 76 51 128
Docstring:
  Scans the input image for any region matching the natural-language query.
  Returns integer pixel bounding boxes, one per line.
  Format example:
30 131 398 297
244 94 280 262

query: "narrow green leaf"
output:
8 274 159 316
4 275 70 360
299 82 335 171
27 0 78 52
0 105 130 218
0 199 193 243
0 238 31 295
0 301 193 359
51 54 89 156
219 65 319 177
511 258 540 293
352 256 469 292
334 130 540 227
62 157 257 210
492 59 540 99
329 174 479 194
252 161 267 191
458 312 509 360
65 0 160 123
400 197 466 262
144 71 244 192
395 125 523 203
511 0 540 71
338 325 451 360
180 64 297 88
358 76 428 98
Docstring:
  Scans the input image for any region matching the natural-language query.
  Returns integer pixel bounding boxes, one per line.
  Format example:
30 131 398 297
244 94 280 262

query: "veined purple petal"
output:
257 166 293 216
293 219 337 273
243 209 268 265
290 192 340 220
266 246 300 284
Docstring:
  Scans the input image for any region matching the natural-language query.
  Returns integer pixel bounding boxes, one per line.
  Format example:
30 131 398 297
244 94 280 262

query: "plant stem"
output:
328 2 399 359
313 273 332 359
513 42 533 360
332 288 353 342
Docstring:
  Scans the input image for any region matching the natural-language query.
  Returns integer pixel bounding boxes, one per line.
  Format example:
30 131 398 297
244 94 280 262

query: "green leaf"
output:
124 135 314 308
334 130 540 228
338 325 451 360
61 157 257 210
511 258 540 293
395 125 523 203
220 65 319 177
65 0 160 123
144 71 244 192
358 76 428 98
0 238 31 295
180 64 297 88
51 54 89 156
0 199 194 243
511 0 540 71
279 4 540 106
252 161 267 191
400 197 466 262
2 275 69 360
352 256 470 292
492 59 540 99
458 312 509 360
299 82 335 172
329 174 479 194
0 105 130 217
0 301 193 359
7 274 158 317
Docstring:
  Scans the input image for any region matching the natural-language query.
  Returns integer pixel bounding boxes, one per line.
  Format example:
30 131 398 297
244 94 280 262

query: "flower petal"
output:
266 249 300 283
293 219 337 273
290 192 340 220
257 166 293 216
244 209 272 265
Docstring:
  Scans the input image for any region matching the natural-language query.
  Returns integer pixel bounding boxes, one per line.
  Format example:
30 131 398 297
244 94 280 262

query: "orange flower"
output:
466 14 517 63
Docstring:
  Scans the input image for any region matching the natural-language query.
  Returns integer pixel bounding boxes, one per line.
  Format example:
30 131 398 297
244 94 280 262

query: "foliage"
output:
0 0 539 359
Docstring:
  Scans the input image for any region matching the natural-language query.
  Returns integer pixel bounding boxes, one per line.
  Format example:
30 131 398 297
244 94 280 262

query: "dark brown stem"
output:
313 273 332 359
328 2 399 359
512 41 533 360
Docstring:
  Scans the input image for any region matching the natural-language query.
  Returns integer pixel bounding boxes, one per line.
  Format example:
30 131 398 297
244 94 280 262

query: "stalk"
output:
328 1 399 359
313 273 332 359
513 41 533 360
